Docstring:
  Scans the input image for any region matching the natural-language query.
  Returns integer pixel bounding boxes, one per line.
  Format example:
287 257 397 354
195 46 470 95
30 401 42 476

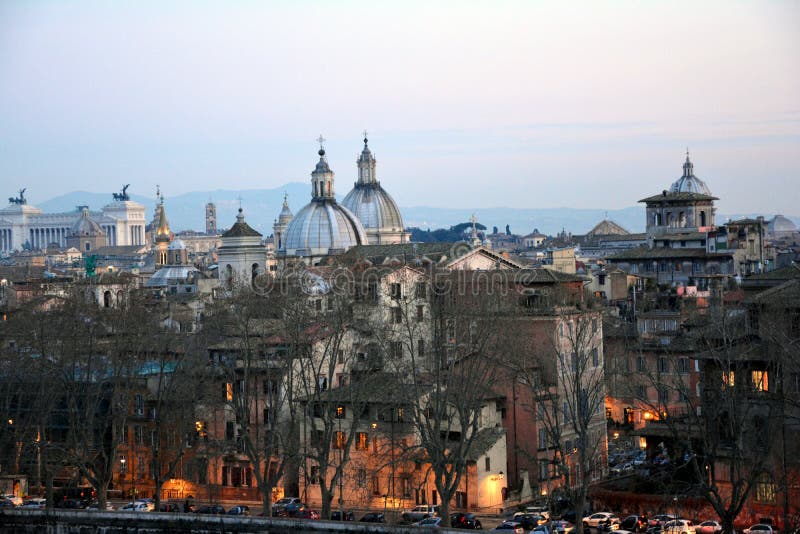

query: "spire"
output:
470 213 482 248
236 207 245 224
683 148 694 177
155 195 171 243
357 130 377 185
311 135 335 201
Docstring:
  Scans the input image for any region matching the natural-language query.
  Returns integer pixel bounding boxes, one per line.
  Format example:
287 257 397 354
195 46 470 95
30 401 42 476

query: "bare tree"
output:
531 308 607 534
375 267 510 519
632 305 780 534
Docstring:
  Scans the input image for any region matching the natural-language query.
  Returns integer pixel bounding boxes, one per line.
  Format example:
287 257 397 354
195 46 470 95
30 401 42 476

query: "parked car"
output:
663 519 696 534
696 522 722 534
527 506 552 521
649 515 678 529
599 518 622 532
744 525 775 534
360 512 386 523
451 512 483 529
272 497 303 516
331 510 355 521
493 521 525 533
0 497 15 508
403 505 441 523
414 517 444 528
120 502 153 512
159 503 181 512
550 520 576 534
22 498 47 509
227 505 251 516
585 513 620 529
621 516 649 533
515 514 549 530
195 504 226 515
86 500 115 511
1 494 23 507
294 508 320 520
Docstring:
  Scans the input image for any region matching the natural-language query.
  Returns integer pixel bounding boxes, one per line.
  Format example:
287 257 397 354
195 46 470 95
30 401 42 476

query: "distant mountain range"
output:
37 185 799 237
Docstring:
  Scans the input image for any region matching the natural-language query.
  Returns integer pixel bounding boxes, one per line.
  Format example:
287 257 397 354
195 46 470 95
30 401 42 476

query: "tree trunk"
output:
320 482 333 519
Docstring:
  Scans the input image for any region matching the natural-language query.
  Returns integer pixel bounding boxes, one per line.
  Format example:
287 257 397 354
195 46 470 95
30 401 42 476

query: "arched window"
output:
699 211 707 227
103 291 112 308
251 263 259 285
225 264 233 290
679 211 686 227
117 291 124 308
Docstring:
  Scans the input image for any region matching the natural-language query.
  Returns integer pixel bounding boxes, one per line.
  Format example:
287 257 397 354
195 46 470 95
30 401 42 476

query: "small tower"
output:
154 195 172 267
311 135 336 201
206 200 217 235
218 207 264 290
273 193 293 251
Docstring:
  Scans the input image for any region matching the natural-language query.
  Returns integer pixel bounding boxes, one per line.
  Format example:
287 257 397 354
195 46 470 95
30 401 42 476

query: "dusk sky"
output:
1 1 798 214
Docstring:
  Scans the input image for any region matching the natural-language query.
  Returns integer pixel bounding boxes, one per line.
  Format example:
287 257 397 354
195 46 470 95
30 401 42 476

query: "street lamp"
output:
120 457 127 498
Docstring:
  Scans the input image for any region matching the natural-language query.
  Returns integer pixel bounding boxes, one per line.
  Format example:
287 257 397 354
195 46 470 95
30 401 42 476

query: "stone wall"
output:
0 509 450 533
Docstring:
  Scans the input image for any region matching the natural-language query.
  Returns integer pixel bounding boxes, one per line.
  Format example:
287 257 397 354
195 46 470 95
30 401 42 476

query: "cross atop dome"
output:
317 134 326 156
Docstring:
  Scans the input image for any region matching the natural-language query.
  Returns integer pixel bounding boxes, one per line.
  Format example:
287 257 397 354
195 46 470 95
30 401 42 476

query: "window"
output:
390 283 402 300
416 305 424 322
391 341 403 359
539 460 549 481
485 457 491 471
658 388 669 406
356 432 368 450
637 356 646 372
722 370 735 388
392 307 403 324
538 428 548 450
658 357 669 373
225 382 233 401
309 465 320 484
751 370 768 392
415 282 427 299
134 394 144 415
226 421 235 441
562 401 570 422
134 425 144 445
264 379 279 398
333 431 346 449
317 377 328 392
592 348 599 367
263 408 271 426
636 385 647 399
335 405 346 419
571 352 578 372
592 319 598 333
677 358 689 374
754 473 776 503
417 339 425 358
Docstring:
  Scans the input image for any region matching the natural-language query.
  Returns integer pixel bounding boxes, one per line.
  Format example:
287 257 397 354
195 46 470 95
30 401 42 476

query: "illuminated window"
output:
356 432 368 450
751 370 768 392
722 370 735 388
755 473 776 503
225 383 233 401
335 405 345 419
333 431 346 450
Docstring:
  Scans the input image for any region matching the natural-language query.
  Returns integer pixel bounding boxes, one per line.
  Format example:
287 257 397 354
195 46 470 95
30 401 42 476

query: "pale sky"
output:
1 1 798 214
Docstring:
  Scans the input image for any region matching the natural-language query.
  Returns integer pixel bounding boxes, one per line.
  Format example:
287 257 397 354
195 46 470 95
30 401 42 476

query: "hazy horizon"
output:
2 1 798 214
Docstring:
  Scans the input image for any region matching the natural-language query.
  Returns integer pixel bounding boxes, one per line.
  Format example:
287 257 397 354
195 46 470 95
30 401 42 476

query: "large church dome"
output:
669 153 712 195
341 135 408 244
281 142 367 260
